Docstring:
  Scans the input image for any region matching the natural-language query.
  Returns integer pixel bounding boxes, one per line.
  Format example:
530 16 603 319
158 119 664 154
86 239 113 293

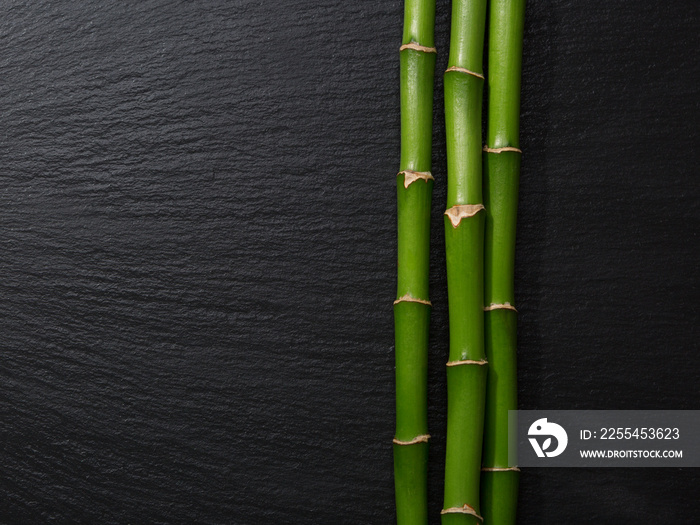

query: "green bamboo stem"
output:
442 0 488 523
394 0 436 523
481 0 526 523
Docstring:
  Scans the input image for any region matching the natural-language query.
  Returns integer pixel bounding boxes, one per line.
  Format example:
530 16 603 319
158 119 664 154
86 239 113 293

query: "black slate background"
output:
0 1 698 523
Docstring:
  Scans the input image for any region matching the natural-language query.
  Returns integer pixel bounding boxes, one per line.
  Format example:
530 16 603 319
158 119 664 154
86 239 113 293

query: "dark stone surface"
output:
0 1 697 523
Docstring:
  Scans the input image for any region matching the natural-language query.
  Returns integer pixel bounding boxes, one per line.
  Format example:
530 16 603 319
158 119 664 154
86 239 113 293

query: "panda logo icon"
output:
528 418 568 458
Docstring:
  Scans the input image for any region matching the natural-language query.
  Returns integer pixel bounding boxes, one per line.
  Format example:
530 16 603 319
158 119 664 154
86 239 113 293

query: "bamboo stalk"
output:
394 0 436 523
481 0 526 523
441 0 488 523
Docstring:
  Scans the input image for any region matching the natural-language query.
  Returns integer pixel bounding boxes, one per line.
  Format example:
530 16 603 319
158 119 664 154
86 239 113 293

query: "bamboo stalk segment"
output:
442 0 488 523
481 0 526 523
394 0 436 523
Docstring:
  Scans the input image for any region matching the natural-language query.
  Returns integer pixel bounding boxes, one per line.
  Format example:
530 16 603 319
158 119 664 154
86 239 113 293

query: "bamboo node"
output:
393 434 431 446
481 466 521 472
483 146 522 154
446 359 488 367
397 170 434 189
399 42 437 54
445 66 485 80
393 294 432 306
444 204 485 227
441 504 484 521
484 303 518 312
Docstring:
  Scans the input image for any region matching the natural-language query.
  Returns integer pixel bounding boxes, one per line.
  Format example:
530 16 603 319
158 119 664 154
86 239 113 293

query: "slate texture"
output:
0 0 698 523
